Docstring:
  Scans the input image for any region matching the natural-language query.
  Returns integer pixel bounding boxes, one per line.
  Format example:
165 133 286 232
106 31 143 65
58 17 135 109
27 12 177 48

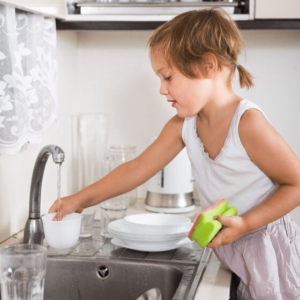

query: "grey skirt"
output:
214 214 300 300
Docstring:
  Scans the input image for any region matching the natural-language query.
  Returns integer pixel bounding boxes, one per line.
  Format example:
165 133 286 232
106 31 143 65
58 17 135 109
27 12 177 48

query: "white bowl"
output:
42 213 82 250
123 213 191 235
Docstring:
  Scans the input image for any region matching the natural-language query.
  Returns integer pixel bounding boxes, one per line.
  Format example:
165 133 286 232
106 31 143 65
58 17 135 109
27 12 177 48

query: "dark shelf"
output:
237 19 300 30
56 18 300 31
56 20 164 30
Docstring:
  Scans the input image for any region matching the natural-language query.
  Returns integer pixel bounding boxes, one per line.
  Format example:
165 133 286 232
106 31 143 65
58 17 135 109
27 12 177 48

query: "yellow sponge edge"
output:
188 199 238 248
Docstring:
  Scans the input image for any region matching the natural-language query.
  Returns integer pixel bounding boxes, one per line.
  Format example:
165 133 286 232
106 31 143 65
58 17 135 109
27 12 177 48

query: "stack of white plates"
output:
108 214 193 252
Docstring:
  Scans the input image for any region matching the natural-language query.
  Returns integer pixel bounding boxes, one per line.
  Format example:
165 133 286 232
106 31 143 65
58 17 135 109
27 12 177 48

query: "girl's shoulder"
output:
238 99 266 115
238 100 278 163
238 99 269 125
239 107 269 130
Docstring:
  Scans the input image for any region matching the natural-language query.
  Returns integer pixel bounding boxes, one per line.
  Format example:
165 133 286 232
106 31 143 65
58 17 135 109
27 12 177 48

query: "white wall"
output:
0 29 300 242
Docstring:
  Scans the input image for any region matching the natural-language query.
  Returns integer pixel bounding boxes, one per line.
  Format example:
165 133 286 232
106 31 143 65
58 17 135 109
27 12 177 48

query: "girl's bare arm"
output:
49 115 185 219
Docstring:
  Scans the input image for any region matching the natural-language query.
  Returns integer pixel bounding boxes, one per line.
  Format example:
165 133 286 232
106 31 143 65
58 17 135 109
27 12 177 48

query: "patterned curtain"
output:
0 4 58 155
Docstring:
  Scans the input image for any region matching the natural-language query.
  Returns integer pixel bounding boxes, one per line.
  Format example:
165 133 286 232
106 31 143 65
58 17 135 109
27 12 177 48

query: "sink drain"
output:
97 265 110 280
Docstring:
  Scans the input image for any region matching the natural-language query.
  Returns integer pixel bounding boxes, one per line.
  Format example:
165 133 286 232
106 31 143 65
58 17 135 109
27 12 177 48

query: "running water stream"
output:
57 163 62 221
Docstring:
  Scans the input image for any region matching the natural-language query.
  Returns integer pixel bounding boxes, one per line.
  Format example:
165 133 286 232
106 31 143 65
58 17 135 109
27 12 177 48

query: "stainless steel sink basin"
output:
42 222 211 300
0 222 210 300
0 237 210 300
45 258 183 300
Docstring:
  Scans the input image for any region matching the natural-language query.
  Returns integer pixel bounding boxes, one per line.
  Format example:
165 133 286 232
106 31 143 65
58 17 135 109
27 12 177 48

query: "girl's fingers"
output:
51 202 83 221
48 200 59 213
51 206 67 221
51 213 60 221
48 196 84 221
48 200 64 221
76 207 84 214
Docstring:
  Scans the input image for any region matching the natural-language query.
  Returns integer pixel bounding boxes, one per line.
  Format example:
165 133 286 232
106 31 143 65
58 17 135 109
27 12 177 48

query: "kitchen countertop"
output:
0 199 231 300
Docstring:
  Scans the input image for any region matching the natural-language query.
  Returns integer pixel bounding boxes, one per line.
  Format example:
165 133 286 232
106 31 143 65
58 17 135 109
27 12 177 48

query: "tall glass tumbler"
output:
0 244 47 300
78 113 109 188
103 145 137 206
100 196 128 238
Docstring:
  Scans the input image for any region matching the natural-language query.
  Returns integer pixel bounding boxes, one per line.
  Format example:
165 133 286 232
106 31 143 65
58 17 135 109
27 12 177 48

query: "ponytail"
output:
236 64 254 89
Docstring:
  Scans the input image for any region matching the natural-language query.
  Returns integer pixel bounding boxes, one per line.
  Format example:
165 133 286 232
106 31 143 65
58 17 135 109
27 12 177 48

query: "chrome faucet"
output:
24 144 65 245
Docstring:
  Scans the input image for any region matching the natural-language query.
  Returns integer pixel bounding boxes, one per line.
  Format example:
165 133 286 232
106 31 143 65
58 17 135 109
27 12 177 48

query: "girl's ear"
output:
202 53 218 79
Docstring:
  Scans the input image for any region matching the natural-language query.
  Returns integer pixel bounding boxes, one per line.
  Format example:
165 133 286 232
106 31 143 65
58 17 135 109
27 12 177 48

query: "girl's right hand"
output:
207 215 248 248
48 195 84 221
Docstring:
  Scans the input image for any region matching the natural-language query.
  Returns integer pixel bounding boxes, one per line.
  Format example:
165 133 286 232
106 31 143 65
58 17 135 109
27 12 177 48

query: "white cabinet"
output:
0 0 66 19
255 0 300 19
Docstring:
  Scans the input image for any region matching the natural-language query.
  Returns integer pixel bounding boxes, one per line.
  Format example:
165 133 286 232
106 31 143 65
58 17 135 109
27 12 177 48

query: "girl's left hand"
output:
207 215 247 248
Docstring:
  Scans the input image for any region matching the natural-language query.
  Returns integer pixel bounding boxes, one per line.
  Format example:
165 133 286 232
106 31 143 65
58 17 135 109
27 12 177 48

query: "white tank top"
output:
182 99 278 215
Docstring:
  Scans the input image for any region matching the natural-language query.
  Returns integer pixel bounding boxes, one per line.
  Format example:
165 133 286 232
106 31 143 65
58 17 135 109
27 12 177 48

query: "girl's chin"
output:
177 111 196 118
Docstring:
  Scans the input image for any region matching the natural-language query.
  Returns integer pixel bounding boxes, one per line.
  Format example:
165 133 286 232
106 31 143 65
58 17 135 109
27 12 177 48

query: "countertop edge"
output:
194 252 231 300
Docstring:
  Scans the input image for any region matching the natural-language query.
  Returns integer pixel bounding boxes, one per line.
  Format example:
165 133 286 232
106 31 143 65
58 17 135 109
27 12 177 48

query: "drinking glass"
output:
78 113 109 188
80 205 97 237
103 145 137 206
100 196 128 238
0 244 47 300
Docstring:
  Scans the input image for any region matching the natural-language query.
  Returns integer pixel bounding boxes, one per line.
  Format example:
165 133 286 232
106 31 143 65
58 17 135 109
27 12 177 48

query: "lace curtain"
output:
0 4 58 155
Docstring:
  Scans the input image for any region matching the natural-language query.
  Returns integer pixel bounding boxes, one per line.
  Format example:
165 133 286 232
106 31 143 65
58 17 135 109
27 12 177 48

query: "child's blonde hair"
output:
148 8 254 89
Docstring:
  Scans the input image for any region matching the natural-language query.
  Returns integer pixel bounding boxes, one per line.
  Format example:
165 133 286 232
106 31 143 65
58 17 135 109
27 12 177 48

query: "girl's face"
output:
150 49 214 118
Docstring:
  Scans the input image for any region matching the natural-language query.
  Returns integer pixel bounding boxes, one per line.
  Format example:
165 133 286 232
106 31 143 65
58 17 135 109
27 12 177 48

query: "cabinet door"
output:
255 0 300 19
0 0 66 19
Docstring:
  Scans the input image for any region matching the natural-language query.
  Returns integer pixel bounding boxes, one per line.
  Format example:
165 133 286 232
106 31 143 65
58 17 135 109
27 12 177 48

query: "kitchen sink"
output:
45 258 183 300
1 221 210 300
42 229 211 300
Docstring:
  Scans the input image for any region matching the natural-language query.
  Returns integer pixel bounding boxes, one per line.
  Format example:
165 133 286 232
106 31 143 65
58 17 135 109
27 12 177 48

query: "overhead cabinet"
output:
255 0 300 19
0 0 66 19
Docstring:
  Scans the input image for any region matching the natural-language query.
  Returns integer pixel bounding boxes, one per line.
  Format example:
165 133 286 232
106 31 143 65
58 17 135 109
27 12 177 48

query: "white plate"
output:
124 213 191 235
108 219 192 241
109 233 187 247
111 237 193 252
108 227 189 242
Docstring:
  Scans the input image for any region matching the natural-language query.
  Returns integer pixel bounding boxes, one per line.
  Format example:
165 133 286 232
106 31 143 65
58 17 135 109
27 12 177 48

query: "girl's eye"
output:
164 76 172 81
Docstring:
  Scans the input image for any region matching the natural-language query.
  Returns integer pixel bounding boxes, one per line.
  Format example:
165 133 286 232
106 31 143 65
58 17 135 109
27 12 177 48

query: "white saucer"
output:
109 233 187 247
108 219 192 241
111 237 193 252
108 227 189 242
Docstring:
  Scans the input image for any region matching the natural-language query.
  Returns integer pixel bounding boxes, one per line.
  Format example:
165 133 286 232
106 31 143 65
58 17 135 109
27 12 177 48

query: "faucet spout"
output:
24 144 65 245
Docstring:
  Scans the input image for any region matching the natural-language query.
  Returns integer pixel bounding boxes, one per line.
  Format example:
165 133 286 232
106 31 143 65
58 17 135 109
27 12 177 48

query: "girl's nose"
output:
159 82 168 95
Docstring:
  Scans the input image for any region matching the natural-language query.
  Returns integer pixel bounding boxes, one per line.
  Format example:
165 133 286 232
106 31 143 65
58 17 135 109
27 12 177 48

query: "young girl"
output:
49 9 300 300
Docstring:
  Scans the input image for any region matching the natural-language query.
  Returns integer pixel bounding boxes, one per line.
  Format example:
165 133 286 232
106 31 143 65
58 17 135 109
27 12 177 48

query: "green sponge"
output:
188 199 238 248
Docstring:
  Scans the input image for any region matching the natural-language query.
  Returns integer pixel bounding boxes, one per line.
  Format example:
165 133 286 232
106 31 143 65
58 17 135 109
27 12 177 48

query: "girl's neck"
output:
198 91 242 126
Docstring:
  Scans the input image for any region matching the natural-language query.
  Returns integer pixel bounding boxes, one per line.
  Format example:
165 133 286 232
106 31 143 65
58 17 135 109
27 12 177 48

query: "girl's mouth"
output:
168 100 177 107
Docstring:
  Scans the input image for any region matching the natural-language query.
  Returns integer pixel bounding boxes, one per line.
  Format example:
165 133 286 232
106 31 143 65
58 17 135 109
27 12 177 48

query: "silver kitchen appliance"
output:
145 147 195 213
69 0 254 21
